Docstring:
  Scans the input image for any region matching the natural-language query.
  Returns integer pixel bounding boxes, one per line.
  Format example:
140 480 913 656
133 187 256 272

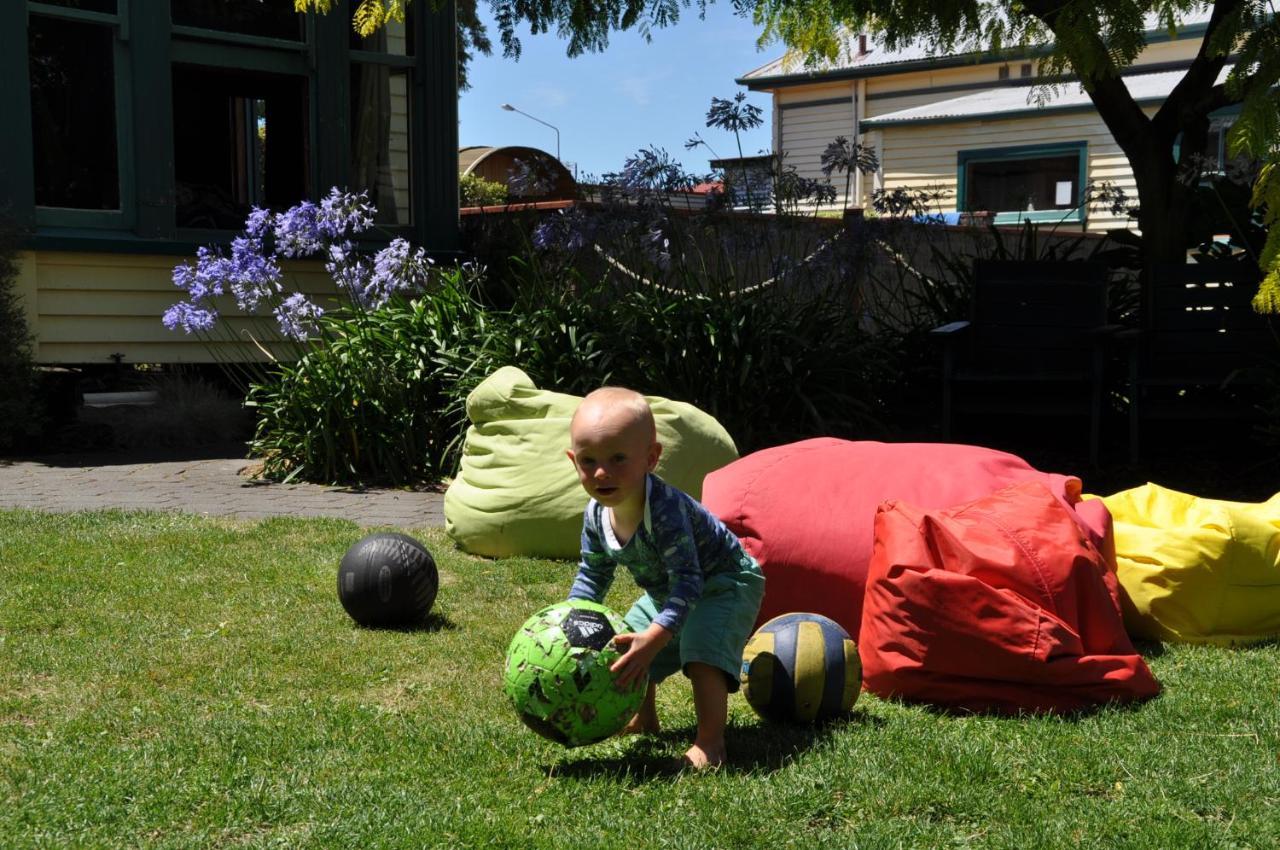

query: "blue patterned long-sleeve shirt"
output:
568 474 753 634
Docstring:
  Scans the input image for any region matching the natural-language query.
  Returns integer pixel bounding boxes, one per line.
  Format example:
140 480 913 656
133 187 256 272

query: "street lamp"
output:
500 103 560 161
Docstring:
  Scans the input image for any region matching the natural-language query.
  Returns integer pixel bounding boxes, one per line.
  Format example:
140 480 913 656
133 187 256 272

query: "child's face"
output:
567 407 661 510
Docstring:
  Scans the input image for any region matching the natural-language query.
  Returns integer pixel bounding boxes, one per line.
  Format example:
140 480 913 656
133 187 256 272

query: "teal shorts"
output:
623 557 765 693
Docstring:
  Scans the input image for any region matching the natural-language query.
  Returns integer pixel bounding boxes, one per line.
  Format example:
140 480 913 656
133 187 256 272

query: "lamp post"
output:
500 103 560 161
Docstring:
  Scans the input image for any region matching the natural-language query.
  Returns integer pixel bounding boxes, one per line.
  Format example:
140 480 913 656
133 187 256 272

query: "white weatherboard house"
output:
738 11 1235 231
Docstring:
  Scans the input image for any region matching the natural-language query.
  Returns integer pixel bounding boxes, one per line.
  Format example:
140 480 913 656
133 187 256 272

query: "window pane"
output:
350 64 412 225
171 0 303 41
173 64 310 229
1203 117 1241 173
966 153 1078 213
350 12 413 55
32 0 117 12
29 14 119 209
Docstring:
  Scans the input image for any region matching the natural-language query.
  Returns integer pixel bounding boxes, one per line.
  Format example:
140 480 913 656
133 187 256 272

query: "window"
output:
1201 115 1255 176
958 143 1087 224
172 64 310 229
11 0 452 243
38 0 117 12
351 14 414 54
350 18 415 225
29 11 120 210
171 0 304 41
1172 107 1254 181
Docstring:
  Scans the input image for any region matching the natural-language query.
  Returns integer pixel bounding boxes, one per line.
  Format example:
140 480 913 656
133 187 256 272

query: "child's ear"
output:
647 441 663 471
565 449 577 466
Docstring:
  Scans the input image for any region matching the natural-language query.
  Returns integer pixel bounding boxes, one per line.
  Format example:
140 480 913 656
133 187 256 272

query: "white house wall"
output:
768 34 1207 214
777 94 856 189
878 105 1159 232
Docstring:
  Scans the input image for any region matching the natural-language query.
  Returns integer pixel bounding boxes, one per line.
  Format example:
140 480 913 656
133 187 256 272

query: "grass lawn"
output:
2 510 1277 849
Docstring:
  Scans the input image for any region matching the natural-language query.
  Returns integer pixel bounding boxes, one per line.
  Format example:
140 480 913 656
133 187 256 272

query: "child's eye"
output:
612 454 626 463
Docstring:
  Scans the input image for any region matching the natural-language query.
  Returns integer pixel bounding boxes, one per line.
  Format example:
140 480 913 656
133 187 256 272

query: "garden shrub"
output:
245 264 503 485
460 173 508 207
171 120 1161 486
495 266 892 453
0 216 40 451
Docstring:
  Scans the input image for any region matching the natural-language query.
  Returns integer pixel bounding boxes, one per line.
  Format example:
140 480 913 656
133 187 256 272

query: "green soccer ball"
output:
503 600 647 747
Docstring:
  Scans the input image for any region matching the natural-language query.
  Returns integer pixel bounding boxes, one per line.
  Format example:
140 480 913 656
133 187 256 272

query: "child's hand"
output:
610 623 672 690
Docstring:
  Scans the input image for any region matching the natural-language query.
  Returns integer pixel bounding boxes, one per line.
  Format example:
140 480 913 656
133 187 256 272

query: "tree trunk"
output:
1130 145 1192 321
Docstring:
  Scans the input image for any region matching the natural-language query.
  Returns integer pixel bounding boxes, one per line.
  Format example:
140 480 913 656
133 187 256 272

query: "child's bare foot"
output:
682 742 725 769
619 682 659 736
620 712 660 735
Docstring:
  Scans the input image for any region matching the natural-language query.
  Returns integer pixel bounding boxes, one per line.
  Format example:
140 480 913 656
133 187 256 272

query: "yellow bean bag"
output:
1101 483 1280 645
444 366 739 559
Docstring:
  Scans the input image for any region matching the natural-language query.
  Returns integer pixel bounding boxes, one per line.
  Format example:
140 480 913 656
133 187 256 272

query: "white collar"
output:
602 475 653 551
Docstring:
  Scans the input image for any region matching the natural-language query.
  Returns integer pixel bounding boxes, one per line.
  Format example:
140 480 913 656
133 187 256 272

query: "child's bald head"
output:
566 387 662 507
570 386 657 447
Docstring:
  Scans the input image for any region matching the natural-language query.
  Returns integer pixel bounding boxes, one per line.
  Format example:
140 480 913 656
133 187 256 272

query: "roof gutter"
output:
737 21 1210 91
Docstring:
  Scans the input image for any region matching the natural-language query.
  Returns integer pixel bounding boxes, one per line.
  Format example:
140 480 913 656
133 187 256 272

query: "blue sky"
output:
457 3 778 181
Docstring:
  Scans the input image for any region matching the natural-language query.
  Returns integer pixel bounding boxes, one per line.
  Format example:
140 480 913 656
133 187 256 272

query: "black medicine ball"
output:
337 532 438 627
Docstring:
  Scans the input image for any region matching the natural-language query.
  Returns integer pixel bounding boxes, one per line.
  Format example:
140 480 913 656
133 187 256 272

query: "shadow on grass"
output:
881 690 1161 721
354 611 457 633
1133 639 1167 659
549 709 885 782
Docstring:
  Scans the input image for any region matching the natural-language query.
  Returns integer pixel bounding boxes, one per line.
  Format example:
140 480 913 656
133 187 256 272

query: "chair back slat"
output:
968 261 1108 369
1143 262 1275 372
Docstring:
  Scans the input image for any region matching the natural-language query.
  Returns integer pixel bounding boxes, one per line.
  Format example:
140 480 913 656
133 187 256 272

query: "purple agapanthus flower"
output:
186 246 233 301
530 208 595 253
531 220 558 251
330 257 373 300
324 239 374 301
318 188 375 241
245 206 273 240
360 237 431 307
171 261 203 298
273 201 324 257
227 235 282 311
273 293 324 341
166 186 445 345
162 301 218 334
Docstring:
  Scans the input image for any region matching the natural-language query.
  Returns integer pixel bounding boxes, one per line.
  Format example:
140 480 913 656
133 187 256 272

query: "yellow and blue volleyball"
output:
741 612 861 724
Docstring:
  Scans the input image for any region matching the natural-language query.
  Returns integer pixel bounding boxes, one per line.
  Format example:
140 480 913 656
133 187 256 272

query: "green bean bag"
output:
444 366 739 558
1100 483 1280 645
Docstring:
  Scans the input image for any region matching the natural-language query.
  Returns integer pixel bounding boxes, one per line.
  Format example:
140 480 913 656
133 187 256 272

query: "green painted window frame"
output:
169 25 308 51
170 9 319 238
11 0 459 253
956 141 1088 225
29 0 137 230
346 16 418 234
1172 103 1245 178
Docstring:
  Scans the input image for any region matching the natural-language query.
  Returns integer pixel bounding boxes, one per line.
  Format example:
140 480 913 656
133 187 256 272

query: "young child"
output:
565 386 765 768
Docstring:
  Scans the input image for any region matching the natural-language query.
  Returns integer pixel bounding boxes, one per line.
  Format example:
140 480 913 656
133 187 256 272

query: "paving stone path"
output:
0 444 445 528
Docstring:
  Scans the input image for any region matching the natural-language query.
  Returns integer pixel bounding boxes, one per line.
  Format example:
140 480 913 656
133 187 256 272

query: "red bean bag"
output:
701 438 1111 639
861 480 1161 713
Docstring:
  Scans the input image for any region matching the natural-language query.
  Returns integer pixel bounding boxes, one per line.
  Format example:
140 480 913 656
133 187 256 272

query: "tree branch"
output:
1020 0 1150 158
1152 0 1243 138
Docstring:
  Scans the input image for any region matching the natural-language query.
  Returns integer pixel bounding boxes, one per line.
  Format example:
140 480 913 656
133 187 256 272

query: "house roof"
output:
858 63 1232 127
738 9 1214 88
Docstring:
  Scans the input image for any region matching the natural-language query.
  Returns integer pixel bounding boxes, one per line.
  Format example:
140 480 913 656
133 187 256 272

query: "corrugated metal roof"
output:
859 63 1231 126
739 9 1214 83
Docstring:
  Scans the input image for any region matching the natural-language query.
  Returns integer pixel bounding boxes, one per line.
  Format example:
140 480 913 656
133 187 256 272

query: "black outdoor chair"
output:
1124 261 1276 463
931 259 1119 466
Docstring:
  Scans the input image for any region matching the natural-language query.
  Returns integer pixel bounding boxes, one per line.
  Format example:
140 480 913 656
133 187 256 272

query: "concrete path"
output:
0 444 445 528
